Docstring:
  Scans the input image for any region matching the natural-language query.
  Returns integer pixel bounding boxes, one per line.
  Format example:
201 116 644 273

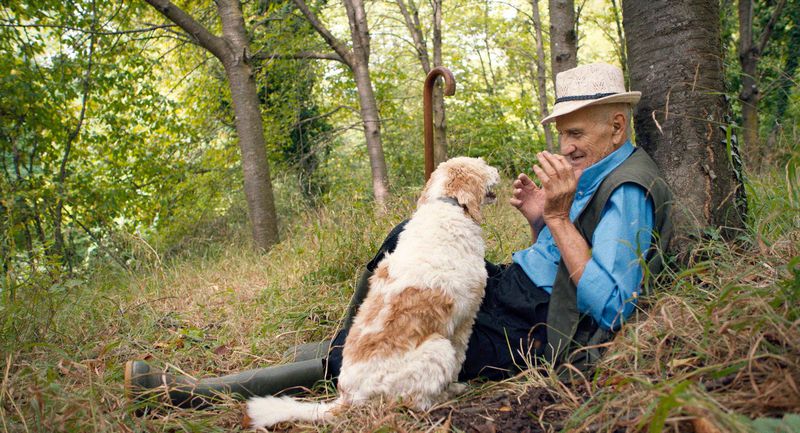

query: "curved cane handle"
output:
424 67 456 181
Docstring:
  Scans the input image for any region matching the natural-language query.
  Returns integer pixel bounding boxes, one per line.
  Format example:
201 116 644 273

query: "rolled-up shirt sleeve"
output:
576 183 654 330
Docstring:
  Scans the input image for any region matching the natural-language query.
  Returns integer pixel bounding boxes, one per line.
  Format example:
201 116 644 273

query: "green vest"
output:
545 147 673 374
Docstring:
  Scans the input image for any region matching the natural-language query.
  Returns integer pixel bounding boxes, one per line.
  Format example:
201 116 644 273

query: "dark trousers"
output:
326 221 550 382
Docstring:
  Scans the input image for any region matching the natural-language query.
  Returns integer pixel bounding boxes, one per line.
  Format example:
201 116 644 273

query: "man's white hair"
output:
587 103 633 138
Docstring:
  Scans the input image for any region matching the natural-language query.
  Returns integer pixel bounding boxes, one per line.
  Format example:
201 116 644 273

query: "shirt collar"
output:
576 140 634 194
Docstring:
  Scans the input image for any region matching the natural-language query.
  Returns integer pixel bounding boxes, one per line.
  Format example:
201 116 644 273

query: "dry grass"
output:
547 171 800 432
560 246 800 432
0 180 529 432
1 170 798 432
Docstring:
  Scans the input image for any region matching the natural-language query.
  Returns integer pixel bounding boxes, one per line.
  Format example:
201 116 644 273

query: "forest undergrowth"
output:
1 151 798 433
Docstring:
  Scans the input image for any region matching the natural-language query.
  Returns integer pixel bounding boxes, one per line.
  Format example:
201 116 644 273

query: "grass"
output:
1 163 798 432
551 160 800 432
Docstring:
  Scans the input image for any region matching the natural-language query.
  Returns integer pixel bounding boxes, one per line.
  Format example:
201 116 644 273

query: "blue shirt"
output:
512 141 654 330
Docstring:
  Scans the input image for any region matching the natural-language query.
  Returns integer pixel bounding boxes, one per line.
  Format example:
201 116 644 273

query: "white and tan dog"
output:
246 157 500 428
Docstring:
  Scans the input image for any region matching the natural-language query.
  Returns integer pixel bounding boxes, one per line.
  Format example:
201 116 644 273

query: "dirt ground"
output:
432 387 572 433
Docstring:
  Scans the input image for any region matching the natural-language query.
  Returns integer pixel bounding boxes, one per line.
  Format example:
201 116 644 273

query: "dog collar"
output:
437 197 463 208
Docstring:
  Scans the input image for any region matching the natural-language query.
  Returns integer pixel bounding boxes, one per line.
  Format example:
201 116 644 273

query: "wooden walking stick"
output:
424 67 456 181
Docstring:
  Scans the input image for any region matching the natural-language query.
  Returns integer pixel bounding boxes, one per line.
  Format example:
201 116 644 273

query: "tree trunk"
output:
145 0 280 250
352 59 390 204
623 0 745 254
768 6 800 145
548 0 577 86
431 0 447 167
344 0 390 205
217 0 280 250
294 0 389 205
53 10 95 268
738 0 759 150
530 0 554 151
396 0 448 167
738 0 786 151
610 0 628 85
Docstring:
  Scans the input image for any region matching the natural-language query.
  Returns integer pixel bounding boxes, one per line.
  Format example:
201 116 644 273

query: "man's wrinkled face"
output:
554 105 621 172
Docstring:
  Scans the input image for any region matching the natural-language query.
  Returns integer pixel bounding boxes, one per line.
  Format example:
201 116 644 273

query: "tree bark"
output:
344 0 389 204
610 0 627 84
738 0 759 150
145 0 279 250
431 0 447 166
737 0 786 151
768 5 800 145
352 58 390 204
530 0 554 151
396 0 448 166
293 0 389 205
217 0 279 250
548 0 577 86
623 0 745 254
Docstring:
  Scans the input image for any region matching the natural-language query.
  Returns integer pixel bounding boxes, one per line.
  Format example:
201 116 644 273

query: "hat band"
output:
555 92 618 104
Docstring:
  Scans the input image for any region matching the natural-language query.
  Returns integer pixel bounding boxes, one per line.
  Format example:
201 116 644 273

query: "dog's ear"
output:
445 166 485 223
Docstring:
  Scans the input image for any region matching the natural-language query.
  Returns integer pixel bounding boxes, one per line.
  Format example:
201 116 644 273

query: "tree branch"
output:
0 22 179 35
252 50 346 63
342 0 370 62
395 0 430 72
61 20 95 184
757 0 786 55
54 0 99 262
293 105 359 126
62 207 130 271
143 0 230 62
291 0 354 67
431 0 442 66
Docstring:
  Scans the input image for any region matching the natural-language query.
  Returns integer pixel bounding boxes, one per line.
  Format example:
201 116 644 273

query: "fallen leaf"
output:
436 412 452 433
692 417 722 433
667 357 698 369
213 344 231 356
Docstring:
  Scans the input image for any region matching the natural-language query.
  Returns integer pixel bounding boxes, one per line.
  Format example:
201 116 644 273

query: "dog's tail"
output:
244 395 339 428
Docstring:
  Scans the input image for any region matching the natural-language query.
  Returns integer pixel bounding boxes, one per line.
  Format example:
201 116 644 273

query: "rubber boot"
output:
283 339 332 362
125 358 325 409
283 266 373 362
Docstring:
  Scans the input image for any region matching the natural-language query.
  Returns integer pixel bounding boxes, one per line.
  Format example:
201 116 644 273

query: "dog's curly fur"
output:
246 157 500 428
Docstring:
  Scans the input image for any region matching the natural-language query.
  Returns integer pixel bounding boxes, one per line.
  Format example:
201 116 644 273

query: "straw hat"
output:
541 63 641 125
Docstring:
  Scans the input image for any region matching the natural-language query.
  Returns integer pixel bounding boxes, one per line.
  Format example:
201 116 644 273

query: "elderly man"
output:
126 63 671 406
463 62 672 376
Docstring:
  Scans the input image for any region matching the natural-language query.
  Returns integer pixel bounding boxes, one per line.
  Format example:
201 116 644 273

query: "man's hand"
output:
531 151 581 225
510 172 546 235
531 151 590 284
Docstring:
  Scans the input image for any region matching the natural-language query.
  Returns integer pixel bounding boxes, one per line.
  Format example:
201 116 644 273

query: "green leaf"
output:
751 414 800 433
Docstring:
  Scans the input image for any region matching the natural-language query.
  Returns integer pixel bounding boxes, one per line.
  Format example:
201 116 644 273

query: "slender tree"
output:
144 0 279 251
395 0 449 166
623 0 746 254
52 1 96 267
610 0 627 83
431 0 445 165
737 0 787 149
767 4 800 145
291 0 389 205
529 0 554 151
548 0 577 85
